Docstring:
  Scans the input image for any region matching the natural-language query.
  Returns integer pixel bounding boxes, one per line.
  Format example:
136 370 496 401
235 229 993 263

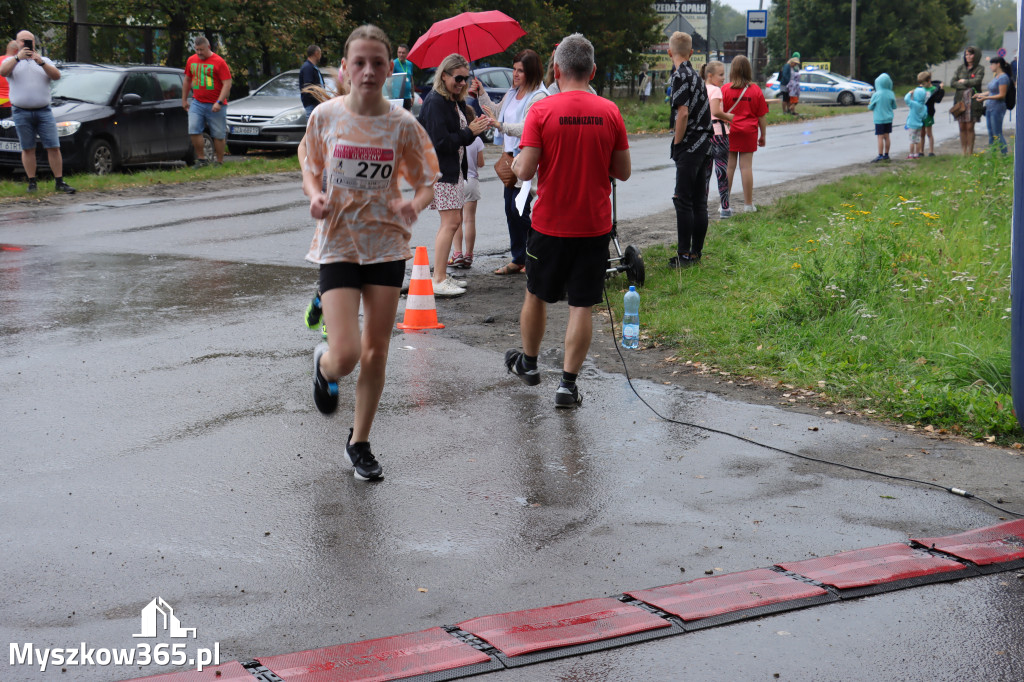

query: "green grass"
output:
615 96 869 134
608 150 1020 442
0 154 299 199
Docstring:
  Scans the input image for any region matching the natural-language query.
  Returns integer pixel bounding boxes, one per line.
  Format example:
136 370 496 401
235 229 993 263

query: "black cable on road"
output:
601 286 1023 519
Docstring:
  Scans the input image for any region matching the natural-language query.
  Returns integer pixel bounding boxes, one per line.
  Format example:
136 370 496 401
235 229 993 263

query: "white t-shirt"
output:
465 137 484 180
8 57 55 109
500 89 530 153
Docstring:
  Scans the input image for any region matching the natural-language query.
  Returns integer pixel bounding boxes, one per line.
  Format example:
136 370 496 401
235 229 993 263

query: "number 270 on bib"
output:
330 144 395 190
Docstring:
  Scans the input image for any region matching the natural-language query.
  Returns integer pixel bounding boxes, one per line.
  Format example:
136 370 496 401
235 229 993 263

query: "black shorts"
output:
781 91 790 103
525 229 610 307
319 260 405 292
874 122 893 135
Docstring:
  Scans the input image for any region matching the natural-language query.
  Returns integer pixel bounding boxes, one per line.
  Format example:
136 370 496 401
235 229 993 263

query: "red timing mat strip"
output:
258 627 490 681
913 519 1024 565
128 660 253 681
458 597 670 657
778 543 967 589
626 568 828 621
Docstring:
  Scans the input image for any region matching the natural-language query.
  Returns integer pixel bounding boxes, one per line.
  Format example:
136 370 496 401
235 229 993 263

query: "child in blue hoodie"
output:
867 73 896 162
904 85 927 159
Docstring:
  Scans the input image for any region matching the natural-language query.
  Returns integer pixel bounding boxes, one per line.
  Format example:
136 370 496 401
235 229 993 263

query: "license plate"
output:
0 140 20 152
230 126 259 136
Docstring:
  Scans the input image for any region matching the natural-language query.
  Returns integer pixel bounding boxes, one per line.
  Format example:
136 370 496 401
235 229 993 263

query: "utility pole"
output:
75 0 90 62
850 0 857 78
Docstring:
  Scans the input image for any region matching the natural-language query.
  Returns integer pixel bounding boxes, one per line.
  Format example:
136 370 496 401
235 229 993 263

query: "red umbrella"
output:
407 10 526 69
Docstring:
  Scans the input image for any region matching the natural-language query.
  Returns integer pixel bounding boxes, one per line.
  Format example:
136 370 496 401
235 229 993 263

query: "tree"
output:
711 0 747 53
765 0 972 83
963 0 1017 50
552 0 662 94
1 0 67 51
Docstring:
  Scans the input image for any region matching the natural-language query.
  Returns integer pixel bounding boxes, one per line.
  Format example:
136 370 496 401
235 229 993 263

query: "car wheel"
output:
838 91 855 106
202 132 215 161
227 143 247 156
87 138 118 175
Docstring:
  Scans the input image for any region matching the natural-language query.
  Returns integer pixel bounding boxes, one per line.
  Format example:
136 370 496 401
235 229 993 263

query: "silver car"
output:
226 69 420 154
765 68 873 106
225 68 337 154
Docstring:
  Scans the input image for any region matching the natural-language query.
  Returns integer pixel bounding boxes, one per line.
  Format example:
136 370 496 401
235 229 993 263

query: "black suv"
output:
0 63 209 174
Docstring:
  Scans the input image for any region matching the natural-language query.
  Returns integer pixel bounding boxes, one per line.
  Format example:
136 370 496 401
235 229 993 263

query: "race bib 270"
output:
330 144 395 191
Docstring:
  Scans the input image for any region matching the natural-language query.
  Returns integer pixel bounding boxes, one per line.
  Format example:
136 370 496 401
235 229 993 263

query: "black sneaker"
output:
554 381 582 408
346 428 383 481
26 178 37 193
312 342 338 414
55 180 76 194
193 158 210 168
504 349 540 386
668 254 696 269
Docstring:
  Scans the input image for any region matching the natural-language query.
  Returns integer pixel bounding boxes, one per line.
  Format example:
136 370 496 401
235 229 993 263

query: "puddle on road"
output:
0 251 314 342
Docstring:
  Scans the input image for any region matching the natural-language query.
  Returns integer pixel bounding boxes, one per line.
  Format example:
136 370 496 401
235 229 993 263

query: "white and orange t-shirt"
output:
304 97 439 265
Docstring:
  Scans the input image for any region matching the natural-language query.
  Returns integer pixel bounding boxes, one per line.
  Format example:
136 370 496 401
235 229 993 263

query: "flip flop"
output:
494 262 524 275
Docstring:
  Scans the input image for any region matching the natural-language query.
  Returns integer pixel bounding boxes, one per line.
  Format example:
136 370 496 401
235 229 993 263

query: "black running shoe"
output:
55 180 76 194
504 349 540 386
304 292 323 329
26 178 37 193
346 428 383 481
554 381 582 408
312 342 338 414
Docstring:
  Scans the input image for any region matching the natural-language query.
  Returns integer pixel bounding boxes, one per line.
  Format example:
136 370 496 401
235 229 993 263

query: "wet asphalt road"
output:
2 114 1024 682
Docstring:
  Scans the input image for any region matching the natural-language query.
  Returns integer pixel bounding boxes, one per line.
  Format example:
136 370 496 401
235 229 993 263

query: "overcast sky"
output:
722 0 769 14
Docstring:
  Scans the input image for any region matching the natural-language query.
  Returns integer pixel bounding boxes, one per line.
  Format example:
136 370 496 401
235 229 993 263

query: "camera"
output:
24 39 33 51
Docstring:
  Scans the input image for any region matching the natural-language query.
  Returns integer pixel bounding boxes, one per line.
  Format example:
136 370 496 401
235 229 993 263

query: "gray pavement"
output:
2 112 1023 681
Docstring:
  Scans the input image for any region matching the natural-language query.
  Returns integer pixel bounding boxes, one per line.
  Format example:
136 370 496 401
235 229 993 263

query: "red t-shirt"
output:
720 83 768 136
185 53 231 104
520 91 629 238
0 57 11 107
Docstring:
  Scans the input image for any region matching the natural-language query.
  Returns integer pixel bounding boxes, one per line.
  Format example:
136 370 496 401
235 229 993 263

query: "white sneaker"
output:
433 278 466 297
719 207 732 218
447 275 467 287
744 204 757 213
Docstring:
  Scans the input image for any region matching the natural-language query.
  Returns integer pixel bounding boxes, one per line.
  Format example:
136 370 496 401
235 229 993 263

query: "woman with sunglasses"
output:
476 49 546 275
417 53 492 296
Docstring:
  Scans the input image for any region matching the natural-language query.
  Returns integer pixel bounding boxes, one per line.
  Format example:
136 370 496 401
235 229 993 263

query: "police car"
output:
765 66 873 106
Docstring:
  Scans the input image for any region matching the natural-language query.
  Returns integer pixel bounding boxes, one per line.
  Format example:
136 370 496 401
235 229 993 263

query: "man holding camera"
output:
0 31 75 194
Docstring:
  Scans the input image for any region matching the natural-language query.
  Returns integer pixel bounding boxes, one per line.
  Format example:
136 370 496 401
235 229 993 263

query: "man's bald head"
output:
6 41 19 56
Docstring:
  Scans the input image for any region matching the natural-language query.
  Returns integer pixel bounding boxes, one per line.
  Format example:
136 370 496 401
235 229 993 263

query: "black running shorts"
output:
319 260 405 292
525 229 611 307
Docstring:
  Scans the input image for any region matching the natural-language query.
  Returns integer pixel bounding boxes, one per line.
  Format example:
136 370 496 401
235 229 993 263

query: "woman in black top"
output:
417 53 491 296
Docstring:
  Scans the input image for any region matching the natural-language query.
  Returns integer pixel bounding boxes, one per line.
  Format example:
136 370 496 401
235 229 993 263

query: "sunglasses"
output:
448 74 469 84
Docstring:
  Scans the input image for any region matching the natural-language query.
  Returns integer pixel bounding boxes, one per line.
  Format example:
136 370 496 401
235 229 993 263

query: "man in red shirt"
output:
504 33 631 408
181 36 232 166
0 40 19 118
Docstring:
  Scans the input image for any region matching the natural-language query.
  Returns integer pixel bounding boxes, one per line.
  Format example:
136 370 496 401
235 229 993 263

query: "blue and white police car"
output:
765 66 873 106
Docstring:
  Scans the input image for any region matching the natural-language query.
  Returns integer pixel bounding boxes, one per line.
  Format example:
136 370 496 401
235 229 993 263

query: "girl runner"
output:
302 24 439 481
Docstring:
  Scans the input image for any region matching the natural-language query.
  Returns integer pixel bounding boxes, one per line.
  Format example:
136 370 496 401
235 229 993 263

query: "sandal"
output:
494 262 525 275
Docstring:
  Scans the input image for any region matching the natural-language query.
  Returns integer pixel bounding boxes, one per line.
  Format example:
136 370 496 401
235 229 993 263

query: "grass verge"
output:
0 154 299 199
608 150 1020 443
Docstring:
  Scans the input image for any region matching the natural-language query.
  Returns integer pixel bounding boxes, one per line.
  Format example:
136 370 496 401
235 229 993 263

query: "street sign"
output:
663 14 697 39
747 10 768 38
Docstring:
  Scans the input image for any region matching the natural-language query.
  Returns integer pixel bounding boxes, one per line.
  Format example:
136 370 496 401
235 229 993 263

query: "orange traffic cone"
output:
397 246 445 330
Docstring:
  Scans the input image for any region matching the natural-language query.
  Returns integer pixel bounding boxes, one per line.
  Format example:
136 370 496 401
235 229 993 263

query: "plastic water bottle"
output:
621 286 640 349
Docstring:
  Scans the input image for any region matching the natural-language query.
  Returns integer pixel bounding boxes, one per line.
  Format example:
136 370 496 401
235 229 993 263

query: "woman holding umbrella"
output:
476 49 546 275
417 53 492 296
